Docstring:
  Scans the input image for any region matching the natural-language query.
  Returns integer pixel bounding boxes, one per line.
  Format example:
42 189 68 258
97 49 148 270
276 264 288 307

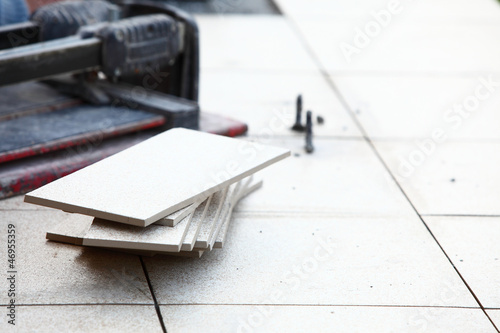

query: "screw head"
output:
114 29 124 41
291 94 305 132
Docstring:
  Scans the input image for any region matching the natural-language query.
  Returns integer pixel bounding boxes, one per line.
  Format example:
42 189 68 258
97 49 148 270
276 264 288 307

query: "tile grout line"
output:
325 55 500 333
4 303 499 310
333 109 500 331
333 83 500 331
422 214 500 218
156 303 481 309
139 256 168 333
4 303 157 306
278 7 500 332
327 70 500 77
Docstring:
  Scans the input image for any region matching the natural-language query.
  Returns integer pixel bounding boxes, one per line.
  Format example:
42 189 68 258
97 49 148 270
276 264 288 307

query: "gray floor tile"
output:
145 214 477 307
275 0 500 21
0 196 50 211
486 310 500 330
0 210 153 305
196 15 317 71
234 137 414 217
294 18 500 73
161 304 495 333
425 216 500 308
200 70 361 138
334 74 500 139
376 141 500 215
0 305 161 332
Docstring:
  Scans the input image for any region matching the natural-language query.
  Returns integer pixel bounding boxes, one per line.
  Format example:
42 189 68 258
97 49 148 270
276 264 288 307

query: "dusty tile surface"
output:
83 215 192 252
161 305 495 333
294 19 500 73
146 214 476 307
334 74 500 139
196 15 317 71
375 141 500 215
275 0 500 21
274 0 395 20
0 305 161 332
199 70 361 138
234 137 414 217
424 216 500 308
0 210 152 305
486 310 500 329
0 196 50 211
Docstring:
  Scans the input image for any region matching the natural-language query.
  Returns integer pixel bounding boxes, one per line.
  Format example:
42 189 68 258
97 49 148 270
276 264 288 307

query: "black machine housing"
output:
0 0 200 104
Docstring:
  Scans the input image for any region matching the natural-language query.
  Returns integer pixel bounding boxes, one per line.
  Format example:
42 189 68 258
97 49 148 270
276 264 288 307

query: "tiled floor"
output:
1 0 500 331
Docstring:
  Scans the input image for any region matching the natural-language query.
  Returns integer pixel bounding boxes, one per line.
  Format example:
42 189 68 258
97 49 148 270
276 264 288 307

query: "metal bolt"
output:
305 110 314 153
292 94 305 132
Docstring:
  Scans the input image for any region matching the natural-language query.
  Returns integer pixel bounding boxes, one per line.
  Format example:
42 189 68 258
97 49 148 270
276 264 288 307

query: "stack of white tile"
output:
24 128 290 257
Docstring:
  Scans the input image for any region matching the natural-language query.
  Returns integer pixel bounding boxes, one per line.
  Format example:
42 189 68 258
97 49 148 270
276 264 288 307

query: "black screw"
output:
292 94 305 132
305 110 314 153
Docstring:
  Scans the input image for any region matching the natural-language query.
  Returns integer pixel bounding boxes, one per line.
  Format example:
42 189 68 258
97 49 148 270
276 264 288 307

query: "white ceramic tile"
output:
200 71 335 107
486 310 500 328
114 249 205 258
405 0 500 22
199 70 361 138
375 141 500 215
0 210 153 305
25 128 290 226
83 213 194 252
46 183 251 255
109 248 205 258
275 0 396 20
334 74 500 139
180 197 211 251
199 181 243 251
275 0 500 21
211 205 236 250
48 218 179 253
76 185 242 255
161 305 495 333
196 15 317 71
207 175 252 250
233 137 414 217
213 178 263 249
154 201 199 227
295 18 500 73
213 176 255 244
193 187 227 249
47 222 206 259
145 214 476 307
0 305 162 332
424 216 500 308
46 214 93 245
190 181 245 251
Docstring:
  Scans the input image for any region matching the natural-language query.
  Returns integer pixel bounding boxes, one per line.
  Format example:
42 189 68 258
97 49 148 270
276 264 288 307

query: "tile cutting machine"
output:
0 0 247 199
